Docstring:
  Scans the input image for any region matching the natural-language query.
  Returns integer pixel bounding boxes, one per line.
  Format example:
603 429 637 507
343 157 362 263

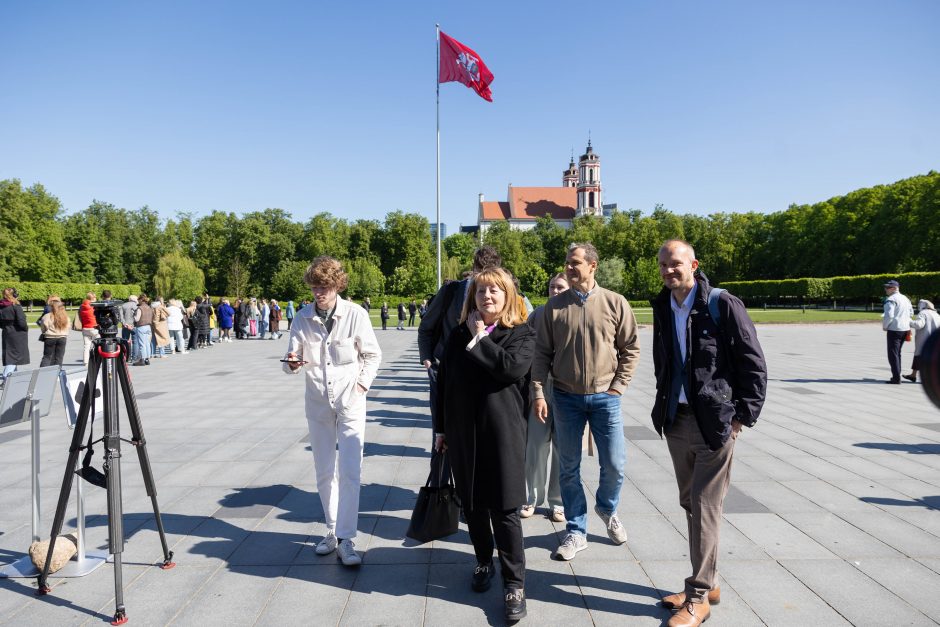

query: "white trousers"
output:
307 404 366 539
82 328 100 365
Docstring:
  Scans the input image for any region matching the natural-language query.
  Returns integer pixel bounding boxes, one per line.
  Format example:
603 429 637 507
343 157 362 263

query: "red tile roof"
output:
481 201 510 220
508 187 576 220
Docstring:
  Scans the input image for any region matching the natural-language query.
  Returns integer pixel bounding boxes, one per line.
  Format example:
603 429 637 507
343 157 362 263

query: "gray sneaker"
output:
595 506 628 545
315 531 337 555
336 538 362 566
553 532 588 561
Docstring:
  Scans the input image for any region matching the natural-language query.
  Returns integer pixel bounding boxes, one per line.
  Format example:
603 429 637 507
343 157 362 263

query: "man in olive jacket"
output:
532 242 640 562
651 240 767 627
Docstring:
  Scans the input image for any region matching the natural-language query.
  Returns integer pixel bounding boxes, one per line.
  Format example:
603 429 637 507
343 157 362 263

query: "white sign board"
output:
59 368 104 429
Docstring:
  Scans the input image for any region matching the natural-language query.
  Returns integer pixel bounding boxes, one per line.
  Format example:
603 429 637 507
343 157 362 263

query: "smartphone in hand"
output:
280 358 308 365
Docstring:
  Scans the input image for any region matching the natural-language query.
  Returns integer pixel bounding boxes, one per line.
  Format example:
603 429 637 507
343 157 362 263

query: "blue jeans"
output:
135 325 153 361
552 389 626 536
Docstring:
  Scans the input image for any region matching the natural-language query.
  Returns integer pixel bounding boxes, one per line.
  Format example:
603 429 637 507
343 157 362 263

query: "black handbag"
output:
406 450 459 543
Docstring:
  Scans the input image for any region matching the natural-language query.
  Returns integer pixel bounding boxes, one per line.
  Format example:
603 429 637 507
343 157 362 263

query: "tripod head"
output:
92 301 123 339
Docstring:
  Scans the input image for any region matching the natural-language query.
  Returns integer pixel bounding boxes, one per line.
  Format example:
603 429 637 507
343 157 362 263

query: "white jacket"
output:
283 296 381 416
166 305 184 332
912 309 940 356
883 292 913 332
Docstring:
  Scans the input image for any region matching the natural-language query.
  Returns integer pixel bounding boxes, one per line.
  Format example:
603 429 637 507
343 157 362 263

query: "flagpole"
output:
435 23 442 289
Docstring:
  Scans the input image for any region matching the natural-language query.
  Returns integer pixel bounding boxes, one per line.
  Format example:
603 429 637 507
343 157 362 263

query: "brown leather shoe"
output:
667 600 711 627
661 586 720 609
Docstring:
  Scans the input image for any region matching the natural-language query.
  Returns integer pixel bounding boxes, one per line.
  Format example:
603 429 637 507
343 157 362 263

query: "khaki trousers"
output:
664 405 735 603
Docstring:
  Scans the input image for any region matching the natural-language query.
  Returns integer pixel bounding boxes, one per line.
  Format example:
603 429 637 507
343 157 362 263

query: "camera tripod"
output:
37 333 174 625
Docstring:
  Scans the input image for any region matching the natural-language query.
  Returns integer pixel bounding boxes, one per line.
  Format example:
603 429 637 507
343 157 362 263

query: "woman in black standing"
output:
434 267 534 622
185 300 200 351
396 302 406 330
0 287 29 385
380 302 389 331
196 296 212 347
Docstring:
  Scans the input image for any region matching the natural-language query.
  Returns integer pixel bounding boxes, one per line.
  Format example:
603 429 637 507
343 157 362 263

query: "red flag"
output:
439 31 494 102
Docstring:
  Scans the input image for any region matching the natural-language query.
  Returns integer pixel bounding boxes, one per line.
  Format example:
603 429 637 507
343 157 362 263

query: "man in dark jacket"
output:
651 240 767 627
418 246 502 428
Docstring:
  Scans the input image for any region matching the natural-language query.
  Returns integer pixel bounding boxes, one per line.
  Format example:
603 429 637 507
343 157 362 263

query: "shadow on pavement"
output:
861 495 940 509
854 442 940 454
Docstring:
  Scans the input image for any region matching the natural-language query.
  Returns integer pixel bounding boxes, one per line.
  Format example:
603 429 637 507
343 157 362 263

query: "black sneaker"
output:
471 560 494 592
504 588 527 621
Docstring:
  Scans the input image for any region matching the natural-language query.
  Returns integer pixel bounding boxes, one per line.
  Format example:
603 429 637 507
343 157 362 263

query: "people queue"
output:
0 289 298 382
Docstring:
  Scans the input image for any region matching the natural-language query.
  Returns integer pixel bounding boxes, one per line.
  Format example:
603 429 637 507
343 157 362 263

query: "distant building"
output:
430 222 447 242
602 203 618 218
478 140 607 234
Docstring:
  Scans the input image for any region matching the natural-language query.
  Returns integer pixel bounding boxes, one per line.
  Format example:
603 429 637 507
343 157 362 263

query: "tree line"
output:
1 171 936 301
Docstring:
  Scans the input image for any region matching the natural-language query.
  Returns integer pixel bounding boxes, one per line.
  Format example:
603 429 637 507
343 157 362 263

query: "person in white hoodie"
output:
283 256 381 567
904 300 940 382
882 280 914 384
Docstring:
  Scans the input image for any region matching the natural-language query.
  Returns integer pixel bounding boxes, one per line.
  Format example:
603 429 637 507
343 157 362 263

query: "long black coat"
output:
0 301 30 366
435 322 535 511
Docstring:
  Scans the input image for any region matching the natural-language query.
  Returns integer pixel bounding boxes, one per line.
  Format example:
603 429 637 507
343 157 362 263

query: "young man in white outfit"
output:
284 256 382 566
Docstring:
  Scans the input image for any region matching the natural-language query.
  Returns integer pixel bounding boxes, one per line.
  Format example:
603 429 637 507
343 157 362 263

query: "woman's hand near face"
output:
467 310 486 335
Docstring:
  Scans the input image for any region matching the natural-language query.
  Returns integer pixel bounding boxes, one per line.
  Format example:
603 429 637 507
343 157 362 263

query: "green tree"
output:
270 260 310 302
62 200 131 283
625 257 662 299
0 180 69 281
346 258 385 299
193 210 238 295
442 232 476 270
348 219 382 265
532 215 569 272
227 258 250 298
124 206 164 289
153 251 205 300
378 211 435 295
301 213 350 260
596 256 626 293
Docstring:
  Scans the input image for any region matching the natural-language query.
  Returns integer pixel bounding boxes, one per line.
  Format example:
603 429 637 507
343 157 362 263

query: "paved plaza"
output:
1 320 939 626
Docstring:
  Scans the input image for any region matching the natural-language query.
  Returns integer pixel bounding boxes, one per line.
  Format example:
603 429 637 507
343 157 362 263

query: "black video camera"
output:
92 300 124 338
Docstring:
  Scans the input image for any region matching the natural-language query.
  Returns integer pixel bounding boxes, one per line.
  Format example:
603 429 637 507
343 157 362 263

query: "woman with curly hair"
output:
283 256 382 567
434 267 535 621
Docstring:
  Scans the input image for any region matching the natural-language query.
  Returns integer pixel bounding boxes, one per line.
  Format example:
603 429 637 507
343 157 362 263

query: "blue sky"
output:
2 0 937 232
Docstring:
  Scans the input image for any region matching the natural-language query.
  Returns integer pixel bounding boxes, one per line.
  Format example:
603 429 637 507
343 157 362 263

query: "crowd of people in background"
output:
0 288 300 383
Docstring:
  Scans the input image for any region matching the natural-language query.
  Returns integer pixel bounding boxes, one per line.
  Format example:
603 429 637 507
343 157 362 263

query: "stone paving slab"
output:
1 322 939 625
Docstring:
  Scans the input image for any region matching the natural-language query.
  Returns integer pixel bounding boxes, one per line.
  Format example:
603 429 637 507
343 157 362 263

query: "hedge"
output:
720 271 940 301
1 281 143 303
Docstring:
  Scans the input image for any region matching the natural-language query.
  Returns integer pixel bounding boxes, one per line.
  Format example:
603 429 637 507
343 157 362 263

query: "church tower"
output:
562 151 578 188
576 139 602 216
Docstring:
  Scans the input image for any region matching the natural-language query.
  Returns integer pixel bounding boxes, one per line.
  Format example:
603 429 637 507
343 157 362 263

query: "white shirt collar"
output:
670 284 697 314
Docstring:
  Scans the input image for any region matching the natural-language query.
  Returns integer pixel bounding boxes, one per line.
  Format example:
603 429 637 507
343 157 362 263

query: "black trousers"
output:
40 337 67 367
887 330 906 382
465 506 525 589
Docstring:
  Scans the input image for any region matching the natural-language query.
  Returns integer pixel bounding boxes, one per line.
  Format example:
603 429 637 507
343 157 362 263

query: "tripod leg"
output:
37 352 101 593
102 347 128 624
117 343 175 569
